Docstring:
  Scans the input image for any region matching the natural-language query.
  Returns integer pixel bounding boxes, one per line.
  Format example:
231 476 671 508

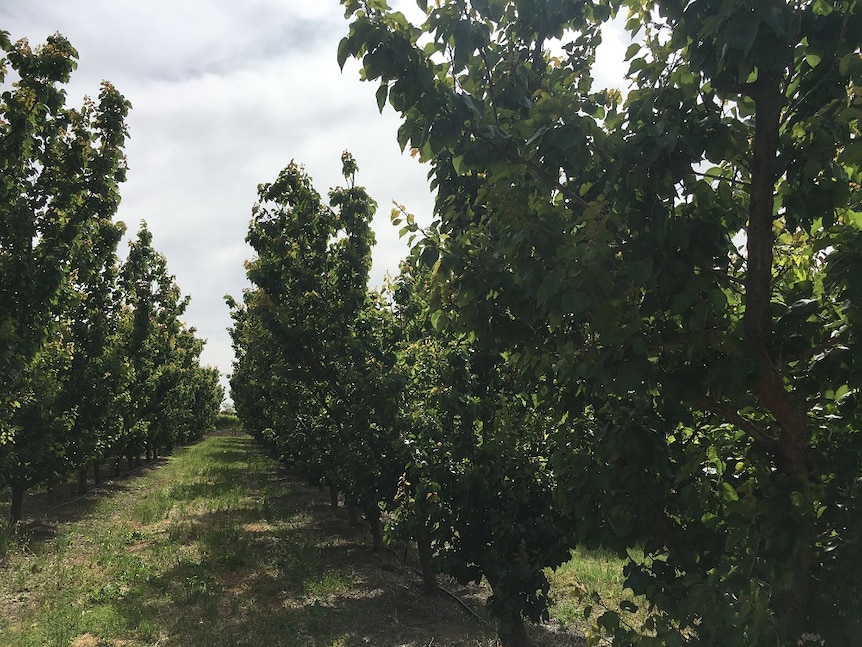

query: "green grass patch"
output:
549 545 649 639
128 487 175 524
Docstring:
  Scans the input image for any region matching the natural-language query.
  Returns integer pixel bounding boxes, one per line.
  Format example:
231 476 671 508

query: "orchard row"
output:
0 33 223 524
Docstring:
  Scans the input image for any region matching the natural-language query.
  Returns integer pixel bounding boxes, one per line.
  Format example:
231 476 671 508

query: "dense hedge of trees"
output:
231 1 861 646
0 32 223 524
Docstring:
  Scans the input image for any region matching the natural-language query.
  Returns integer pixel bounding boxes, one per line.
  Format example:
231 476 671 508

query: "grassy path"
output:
0 435 508 647
0 434 622 646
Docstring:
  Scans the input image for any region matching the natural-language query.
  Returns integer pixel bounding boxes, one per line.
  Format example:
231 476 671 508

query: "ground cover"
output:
0 434 637 646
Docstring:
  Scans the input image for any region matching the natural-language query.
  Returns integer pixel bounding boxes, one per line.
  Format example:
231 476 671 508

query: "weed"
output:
0 521 15 558
129 488 173 524
182 574 217 598
126 529 146 542
89 582 125 603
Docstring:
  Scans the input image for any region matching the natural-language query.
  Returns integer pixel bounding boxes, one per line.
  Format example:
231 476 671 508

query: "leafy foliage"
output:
120 222 220 460
390 254 572 645
338 0 862 644
0 32 130 449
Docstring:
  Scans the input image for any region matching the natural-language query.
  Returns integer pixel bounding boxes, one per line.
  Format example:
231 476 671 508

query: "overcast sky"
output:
2 1 628 398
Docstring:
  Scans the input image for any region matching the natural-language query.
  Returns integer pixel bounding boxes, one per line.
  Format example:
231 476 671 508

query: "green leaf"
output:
805 53 822 68
337 36 352 70
812 0 834 15
838 52 862 77
723 14 759 55
430 309 448 331
396 123 412 152
452 20 473 72
838 141 862 165
419 245 439 268
375 84 388 113
560 290 590 314
537 274 561 306
720 481 739 503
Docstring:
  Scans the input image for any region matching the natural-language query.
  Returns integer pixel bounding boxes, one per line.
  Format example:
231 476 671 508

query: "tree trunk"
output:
78 466 88 495
347 504 360 527
747 70 813 644
93 460 101 485
9 482 26 525
366 504 383 553
329 483 339 509
486 574 532 647
417 530 438 593
499 615 531 647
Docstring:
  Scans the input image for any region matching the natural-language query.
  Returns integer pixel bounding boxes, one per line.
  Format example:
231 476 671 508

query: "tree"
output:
390 252 571 646
1 335 76 523
340 0 862 644
120 222 219 462
226 289 280 449
0 31 130 522
61 216 128 494
231 154 403 549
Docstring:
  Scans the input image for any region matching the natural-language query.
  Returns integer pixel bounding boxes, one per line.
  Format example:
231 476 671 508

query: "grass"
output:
0 435 647 646
548 546 649 640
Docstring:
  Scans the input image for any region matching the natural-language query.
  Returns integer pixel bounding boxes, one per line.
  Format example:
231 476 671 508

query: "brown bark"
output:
366 504 384 553
347 504 360 527
746 68 812 643
485 573 532 647
746 68 810 477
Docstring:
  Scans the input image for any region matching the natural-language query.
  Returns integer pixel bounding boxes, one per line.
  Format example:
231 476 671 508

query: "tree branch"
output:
692 396 780 456
691 169 751 188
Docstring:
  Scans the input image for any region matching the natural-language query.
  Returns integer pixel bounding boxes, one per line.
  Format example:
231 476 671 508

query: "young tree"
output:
1 336 76 523
62 219 129 494
340 0 862 644
226 289 281 448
